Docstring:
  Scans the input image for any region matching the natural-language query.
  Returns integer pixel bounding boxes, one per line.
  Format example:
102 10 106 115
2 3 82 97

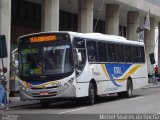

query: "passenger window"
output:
138 46 145 63
124 45 132 63
87 41 98 62
97 42 107 62
116 44 124 62
131 46 138 63
107 43 116 62
73 38 85 48
73 38 86 76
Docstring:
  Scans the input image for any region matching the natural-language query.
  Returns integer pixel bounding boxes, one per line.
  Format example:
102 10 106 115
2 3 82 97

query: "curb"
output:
0 101 39 110
142 84 160 89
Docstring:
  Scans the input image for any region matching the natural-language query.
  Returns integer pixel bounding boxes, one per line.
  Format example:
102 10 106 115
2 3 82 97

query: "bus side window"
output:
87 41 98 62
73 38 86 76
73 38 86 65
131 46 138 63
124 45 132 63
137 46 145 63
107 43 116 62
97 42 107 62
116 44 124 62
140 47 145 63
73 38 85 48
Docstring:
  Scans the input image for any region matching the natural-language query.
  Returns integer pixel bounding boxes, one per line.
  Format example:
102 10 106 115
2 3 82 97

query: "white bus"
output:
17 32 148 106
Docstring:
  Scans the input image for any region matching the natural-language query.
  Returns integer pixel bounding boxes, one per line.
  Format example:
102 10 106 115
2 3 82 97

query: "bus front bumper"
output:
19 84 76 101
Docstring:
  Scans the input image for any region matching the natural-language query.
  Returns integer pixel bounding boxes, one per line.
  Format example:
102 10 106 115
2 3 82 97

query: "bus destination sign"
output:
30 35 57 43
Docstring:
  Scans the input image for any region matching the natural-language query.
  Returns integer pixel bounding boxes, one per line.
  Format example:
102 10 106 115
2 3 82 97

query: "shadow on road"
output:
12 94 143 110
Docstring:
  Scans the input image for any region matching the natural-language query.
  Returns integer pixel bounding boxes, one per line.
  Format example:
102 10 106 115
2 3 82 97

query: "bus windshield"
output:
19 39 74 79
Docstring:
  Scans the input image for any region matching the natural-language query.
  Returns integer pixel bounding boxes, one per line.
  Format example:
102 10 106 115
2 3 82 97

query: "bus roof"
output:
68 32 144 46
18 31 144 46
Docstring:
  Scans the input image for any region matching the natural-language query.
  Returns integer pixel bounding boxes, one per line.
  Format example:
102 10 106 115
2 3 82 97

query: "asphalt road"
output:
1 87 160 120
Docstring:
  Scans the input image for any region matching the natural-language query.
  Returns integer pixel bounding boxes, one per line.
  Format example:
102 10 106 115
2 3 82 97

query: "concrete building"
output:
1 0 160 91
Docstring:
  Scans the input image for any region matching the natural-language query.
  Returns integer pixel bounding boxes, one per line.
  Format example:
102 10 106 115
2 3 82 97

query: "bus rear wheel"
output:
126 80 133 98
118 79 133 98
87 83 95 105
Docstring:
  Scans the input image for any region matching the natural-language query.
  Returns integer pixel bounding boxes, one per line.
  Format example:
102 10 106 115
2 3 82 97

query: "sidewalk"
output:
143 82 160 89
0 97 39 110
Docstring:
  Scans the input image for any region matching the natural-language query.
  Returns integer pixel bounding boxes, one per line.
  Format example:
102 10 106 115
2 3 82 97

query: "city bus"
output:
17 31 148 106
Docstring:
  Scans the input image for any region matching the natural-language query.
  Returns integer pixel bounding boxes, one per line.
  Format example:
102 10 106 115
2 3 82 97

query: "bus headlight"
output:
19 82 29 91
20 84 27 91
55 82 61 86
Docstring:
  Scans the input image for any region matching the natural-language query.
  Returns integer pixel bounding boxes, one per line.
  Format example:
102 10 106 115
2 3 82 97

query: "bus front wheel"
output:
87 83 95 105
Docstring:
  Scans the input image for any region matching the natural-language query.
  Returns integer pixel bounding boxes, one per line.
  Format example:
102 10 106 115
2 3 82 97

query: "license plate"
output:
39 92 49 96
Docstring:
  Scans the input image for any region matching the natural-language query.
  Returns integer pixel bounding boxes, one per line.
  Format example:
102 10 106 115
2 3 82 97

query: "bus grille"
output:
31 86 58 90
32 92 57 97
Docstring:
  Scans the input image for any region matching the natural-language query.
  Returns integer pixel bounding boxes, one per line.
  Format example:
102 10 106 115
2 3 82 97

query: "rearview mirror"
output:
75 48 82 63
77 52 82 62
12 48 18 68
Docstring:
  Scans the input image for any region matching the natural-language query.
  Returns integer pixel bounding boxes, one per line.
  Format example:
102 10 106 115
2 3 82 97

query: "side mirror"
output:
75 48 82 63
14 60 19 68
12 48 18 68
77 52 82 62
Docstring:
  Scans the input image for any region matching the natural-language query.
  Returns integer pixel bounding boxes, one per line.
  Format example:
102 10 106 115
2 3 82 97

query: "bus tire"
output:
87 83 95 105
118 79 133 98
125 79 133 98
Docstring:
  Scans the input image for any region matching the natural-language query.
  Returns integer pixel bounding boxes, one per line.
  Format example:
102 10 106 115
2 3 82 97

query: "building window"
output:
12 0 41 28
93 19 105 33
59 10 78 31
119 25 127 37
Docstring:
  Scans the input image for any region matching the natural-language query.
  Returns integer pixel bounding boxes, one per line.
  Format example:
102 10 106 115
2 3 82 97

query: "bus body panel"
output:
17 31 148 102
19 73 77 100
75 62 94 97
75 83 89 97
79 63 148 95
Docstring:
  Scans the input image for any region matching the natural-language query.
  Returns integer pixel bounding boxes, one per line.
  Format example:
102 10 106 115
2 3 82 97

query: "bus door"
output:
86 41 99 80
73 38 87 83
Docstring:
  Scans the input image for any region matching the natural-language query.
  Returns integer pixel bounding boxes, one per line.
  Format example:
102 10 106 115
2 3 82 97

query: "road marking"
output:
58 107 87 114
128 97 144 101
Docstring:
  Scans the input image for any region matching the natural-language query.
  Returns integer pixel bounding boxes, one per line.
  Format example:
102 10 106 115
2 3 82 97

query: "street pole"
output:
158 22 160 73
